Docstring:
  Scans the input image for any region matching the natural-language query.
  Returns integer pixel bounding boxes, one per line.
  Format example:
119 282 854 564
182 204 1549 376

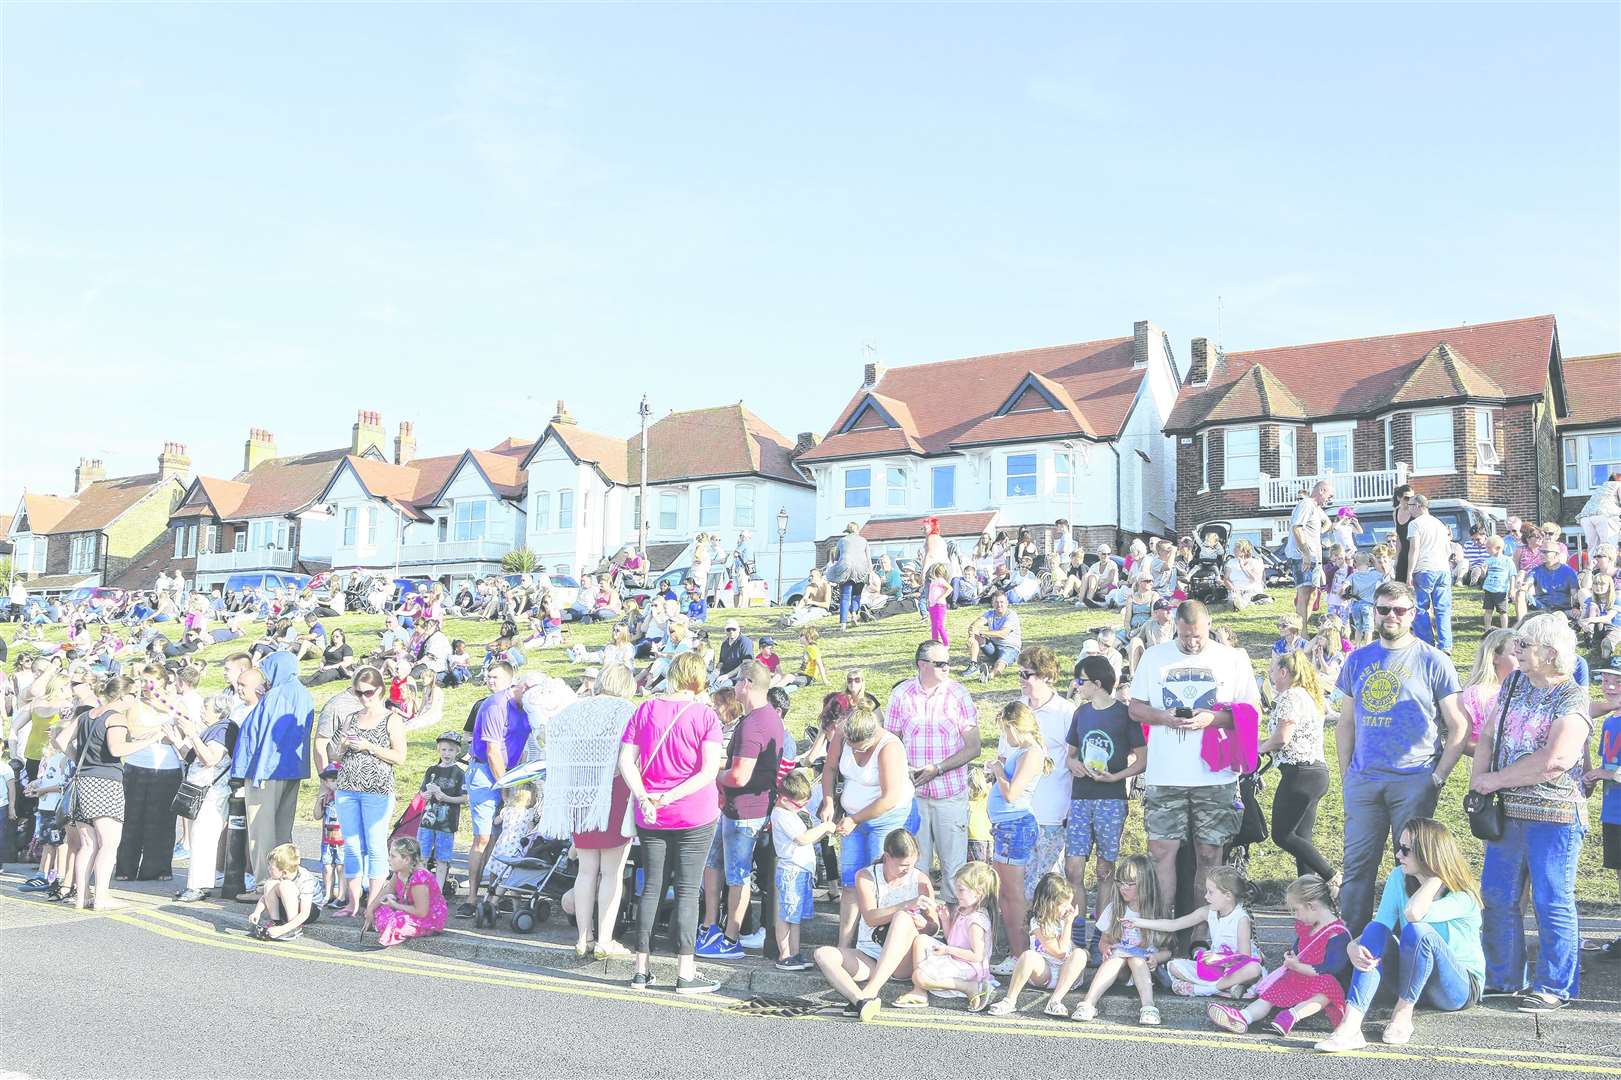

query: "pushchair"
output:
1184 553 1230 606
477 831 642 936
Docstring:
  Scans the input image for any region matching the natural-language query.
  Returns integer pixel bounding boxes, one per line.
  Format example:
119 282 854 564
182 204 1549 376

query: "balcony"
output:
396 539 511 566
196 547 296 572
1260 464 1409 509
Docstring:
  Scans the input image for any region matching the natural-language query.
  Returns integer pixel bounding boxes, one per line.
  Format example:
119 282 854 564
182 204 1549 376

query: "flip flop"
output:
968 979 995 1013
892 993 930 1009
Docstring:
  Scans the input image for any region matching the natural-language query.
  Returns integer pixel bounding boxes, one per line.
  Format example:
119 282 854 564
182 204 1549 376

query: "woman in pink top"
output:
617 652 724 994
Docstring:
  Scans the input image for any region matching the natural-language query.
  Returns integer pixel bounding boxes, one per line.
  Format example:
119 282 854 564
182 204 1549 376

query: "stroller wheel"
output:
532 898 552 925
512 909 536 934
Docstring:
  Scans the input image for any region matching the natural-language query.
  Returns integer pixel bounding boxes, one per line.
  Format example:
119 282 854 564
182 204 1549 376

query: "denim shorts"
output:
1292 558 1323 589
992 813 1039 865
417 827 454 863
1066 798 1127 861
979 641 1020 667
705 816 766 886
468 763 500 837
776 865 815 924
1350 600 1373 634
321 842 344 868
839 806 912 887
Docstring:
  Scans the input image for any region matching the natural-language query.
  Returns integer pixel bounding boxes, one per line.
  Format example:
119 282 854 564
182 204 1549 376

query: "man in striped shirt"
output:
885 639 982 904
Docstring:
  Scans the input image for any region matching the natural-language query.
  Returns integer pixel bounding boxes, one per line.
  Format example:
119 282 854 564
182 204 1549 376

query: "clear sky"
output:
3 3 1617 500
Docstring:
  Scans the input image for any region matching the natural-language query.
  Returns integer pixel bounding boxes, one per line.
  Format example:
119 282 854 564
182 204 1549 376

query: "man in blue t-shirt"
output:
1517 543 1580 622
966 591 1023 680
1334 580 1467 933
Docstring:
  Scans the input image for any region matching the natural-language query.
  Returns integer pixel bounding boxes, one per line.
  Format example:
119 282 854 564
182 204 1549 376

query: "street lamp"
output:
638 395 651 566
776 506 789 605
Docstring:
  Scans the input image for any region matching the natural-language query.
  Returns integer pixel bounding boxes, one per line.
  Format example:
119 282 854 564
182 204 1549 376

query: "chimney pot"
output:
1188 338 1210 385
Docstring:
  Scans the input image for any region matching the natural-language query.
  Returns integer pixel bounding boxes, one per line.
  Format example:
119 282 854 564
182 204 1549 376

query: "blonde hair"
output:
1402 817 1481 906
842 707 882 747
1285 873 1338 915
1205 865 1251 907
1278 614 1303 633
965 766 989 800
928 563 949 581
1029 873 1076 937
952 861 999 914
611 623 630 647
665 652 708 694
268 843 302 877
1233 539 1254 557
998 702 1054 775
1466 629 1516 691
504 783 538 811
800 626 819 644
389 836 422 869
1100 855 1167 948
1273 650 1325 711
595 663 636 700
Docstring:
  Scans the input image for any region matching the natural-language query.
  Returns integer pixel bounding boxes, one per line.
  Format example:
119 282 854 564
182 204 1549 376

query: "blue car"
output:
224 572 311 594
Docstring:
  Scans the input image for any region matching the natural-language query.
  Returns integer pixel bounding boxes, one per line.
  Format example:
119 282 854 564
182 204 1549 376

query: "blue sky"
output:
3 3 1616 500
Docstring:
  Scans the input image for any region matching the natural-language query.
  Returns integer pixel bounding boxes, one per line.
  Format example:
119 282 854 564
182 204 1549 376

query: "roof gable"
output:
1558 353 1621 429
228 446 367 519
16 493 76 535
522 423 631 486
1204 364 1309 424
173 475 250 520
51 473 179 534
1388 343 1506 405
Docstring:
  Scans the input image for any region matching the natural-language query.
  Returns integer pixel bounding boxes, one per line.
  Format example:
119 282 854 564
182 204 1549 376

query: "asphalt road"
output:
3 894 1616 1080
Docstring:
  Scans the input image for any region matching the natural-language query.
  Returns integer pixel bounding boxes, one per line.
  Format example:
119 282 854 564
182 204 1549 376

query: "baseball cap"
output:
1337 507 1356 518
724 619 741 631
435 730 464 747
1153 598 1177 611
759 635 776 646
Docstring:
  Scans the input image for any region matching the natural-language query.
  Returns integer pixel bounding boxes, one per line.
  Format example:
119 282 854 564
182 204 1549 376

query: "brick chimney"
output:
157 441 191 482
861 362 886 389
74 457 106 494
394 421 417 466
1188 338 1210 385
1132 320 1150 368
351 410 385 457
551 400 577 426
244 428 277 472
792 432 821 457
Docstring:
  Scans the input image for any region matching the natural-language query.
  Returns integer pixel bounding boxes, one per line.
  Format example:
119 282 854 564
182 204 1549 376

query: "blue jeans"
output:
335 789 394 881
1412 569 1453 651
1347 921 1477 1013
705 816 766 886
837 581 863 628
838 803 915 887
1339 770 1439 933
1481 817 1585 999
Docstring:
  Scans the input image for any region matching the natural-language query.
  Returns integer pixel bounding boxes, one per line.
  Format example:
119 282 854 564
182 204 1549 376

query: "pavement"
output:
2 844 1618 1078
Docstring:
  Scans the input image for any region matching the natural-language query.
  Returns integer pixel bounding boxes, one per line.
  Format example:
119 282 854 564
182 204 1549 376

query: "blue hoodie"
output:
231 652 315 784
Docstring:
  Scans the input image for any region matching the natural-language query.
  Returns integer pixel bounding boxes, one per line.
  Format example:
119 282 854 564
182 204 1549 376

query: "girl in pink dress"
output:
368 836 449 947
1207 875 1349 1036
895 861 999 1011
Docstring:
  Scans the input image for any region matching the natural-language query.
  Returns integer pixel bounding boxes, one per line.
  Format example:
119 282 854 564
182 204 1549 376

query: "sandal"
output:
1043 998 1070 1018
1381 1020 1414 1045
1071 1001 1097 1022
1138 1005 1162 1026
892 992 930 1009
968 979 994 1013
987 997 1017 1017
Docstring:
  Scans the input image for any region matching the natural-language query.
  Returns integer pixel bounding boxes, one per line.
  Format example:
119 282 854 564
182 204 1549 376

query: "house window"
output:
558 489 575 529
631 493 641 529
174 527 186 558
1005 454 1037 497
843 468 871 509
931 465 955 509
30 541 46 572
1278 427 1297 480
343 508 357 546
886 466 907 509
533 493 550 531
1199 435 1211 493
733 485 755 528
70 535 96 574
1564 438 1579 492
1384 416 1396 471
582 491 591 531
1055 452 1074 497
1588 434 1621 489
1224 427 1260 486
186 525 197 557
365 508 378 546
437 517 448 542
697 486 720 527
202 526 215 554
252 520 289 550
234 529 247 553
453 500 488 542
659 492 679 531
1319 431 1350 476
1474 409 1499 472
1412 410 1454 473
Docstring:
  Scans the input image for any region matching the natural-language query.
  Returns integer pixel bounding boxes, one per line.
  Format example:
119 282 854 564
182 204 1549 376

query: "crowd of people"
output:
2 479 1619 1041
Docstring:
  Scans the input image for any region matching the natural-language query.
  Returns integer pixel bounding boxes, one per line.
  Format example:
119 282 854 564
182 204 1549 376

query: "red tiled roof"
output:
51 473 178 534
0 514 11 538
229 447 354 519
466 449 528 498
1165 315 1559 432
628 405 810 487
172 476 250 520
16 494 76 535
487 437 534 457
547 425 632 486
801 337 1142 463
1559 353 1620 429
860 511 998 542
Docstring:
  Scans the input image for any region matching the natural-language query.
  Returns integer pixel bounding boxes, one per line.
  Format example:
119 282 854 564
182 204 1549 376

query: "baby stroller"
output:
1185 553 1229 606
478 831 642 936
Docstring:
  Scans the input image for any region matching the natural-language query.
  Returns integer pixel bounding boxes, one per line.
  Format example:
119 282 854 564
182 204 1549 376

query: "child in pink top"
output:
897 861 998 1011
368 837 449 946
925 564 951 647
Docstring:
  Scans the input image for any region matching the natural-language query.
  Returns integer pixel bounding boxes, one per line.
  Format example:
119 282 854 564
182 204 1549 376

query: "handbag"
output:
1231 757 1271 847
172 756 230 821
56 708 102 828
1464 673 1518 843
619 702 694 837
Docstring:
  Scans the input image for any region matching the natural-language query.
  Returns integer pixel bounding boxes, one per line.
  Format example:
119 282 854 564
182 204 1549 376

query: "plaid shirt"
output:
885 676 979 799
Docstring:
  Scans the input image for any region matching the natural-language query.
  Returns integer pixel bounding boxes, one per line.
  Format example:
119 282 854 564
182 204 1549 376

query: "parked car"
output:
67 586 128 607
224 572 312 594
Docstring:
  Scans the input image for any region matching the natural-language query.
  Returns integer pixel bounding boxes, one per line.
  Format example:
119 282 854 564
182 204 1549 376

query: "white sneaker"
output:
739 928 768 951
991 956 1017 977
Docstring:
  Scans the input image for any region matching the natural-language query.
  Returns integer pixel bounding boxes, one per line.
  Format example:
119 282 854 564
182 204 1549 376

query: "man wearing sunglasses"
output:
1334 581 1468 934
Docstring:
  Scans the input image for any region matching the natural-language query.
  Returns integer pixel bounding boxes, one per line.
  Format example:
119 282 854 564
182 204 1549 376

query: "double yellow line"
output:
15 895 1619 1073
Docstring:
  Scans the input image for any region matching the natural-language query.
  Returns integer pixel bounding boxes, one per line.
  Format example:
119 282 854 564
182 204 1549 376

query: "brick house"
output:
1558 352 1621 527
1163 315 1568 547
6 447 189 596
796 321 1182 559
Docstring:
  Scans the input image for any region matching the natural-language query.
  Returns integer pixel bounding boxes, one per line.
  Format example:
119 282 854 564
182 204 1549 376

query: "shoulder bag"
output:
619 702 694 837
1463 672 1518 843
55 709 103 828
172 748 231 820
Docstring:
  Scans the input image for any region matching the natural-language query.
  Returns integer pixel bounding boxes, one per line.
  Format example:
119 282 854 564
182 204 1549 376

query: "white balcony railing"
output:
196 547 296 572
1260 464 1409 509
396 539 511 565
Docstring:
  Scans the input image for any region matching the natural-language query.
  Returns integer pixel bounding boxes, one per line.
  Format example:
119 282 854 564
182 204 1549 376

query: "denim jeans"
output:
1347 920 1477 1012
837 581 864 628
1339 770 1439 933
1411 569 1453 651
335 789 395 881
1481 816 1585 999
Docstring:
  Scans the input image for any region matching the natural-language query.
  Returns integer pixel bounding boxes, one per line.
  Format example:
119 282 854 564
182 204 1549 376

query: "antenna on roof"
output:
862 341 876 360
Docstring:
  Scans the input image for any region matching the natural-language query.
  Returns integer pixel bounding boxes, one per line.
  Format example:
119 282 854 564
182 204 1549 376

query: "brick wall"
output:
44 531 96 577
106 481 182 559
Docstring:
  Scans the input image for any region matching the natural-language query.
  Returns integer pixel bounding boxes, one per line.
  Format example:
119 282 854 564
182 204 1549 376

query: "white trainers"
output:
739 927 768 951
991 956 1017 977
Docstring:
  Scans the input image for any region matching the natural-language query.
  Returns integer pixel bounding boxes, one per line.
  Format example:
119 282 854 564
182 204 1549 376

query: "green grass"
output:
6 588 1615 905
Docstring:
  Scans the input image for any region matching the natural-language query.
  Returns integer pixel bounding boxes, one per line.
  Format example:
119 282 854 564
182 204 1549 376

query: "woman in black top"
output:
303 628 356 687
66 676 168 911
1391 485 1416 583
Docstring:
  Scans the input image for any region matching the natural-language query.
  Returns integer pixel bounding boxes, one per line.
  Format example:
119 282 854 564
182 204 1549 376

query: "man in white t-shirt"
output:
1128 600 1261 914
1405 495 1455 652
1283 480 1334 630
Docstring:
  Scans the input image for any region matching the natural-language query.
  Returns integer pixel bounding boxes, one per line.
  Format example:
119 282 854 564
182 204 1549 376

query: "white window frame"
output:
234 528 248 553
1474 408 1499 473
1005 453 1038 498
1278 425 1297 480
632 493 642 529
452 499 488 542
70 534 96 574
365 508 378 547
1384 416 1396 471
1199 434 1211 494
1581 432 1621 492
1564 437 1580 492
843 467 872 509
174 526 186 558
185 525 197 557
532 492 550 532
342 508 357 547
733 484 755 528
1411 409 1455 475
1315 421 1355 478
558 489 575 530
202 525 216 555
658 491 679 531
931 465 955 509
697 485 721 528
1222 426 1260 489
1054 452 1073 497
885 466 907 509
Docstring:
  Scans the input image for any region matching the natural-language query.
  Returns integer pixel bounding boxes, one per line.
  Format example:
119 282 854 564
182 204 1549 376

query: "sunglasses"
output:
923 659 950 669
1017 669 1037 680
357 687 380 699
1395 843 1411 857
1374 605 1414 616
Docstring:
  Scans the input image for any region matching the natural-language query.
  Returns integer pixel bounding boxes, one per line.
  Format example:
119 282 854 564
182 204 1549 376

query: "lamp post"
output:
775 506 789 605
638 395 651 566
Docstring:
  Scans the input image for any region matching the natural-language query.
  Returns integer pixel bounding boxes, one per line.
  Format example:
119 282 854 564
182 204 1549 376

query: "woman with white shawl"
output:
540 664 638 960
